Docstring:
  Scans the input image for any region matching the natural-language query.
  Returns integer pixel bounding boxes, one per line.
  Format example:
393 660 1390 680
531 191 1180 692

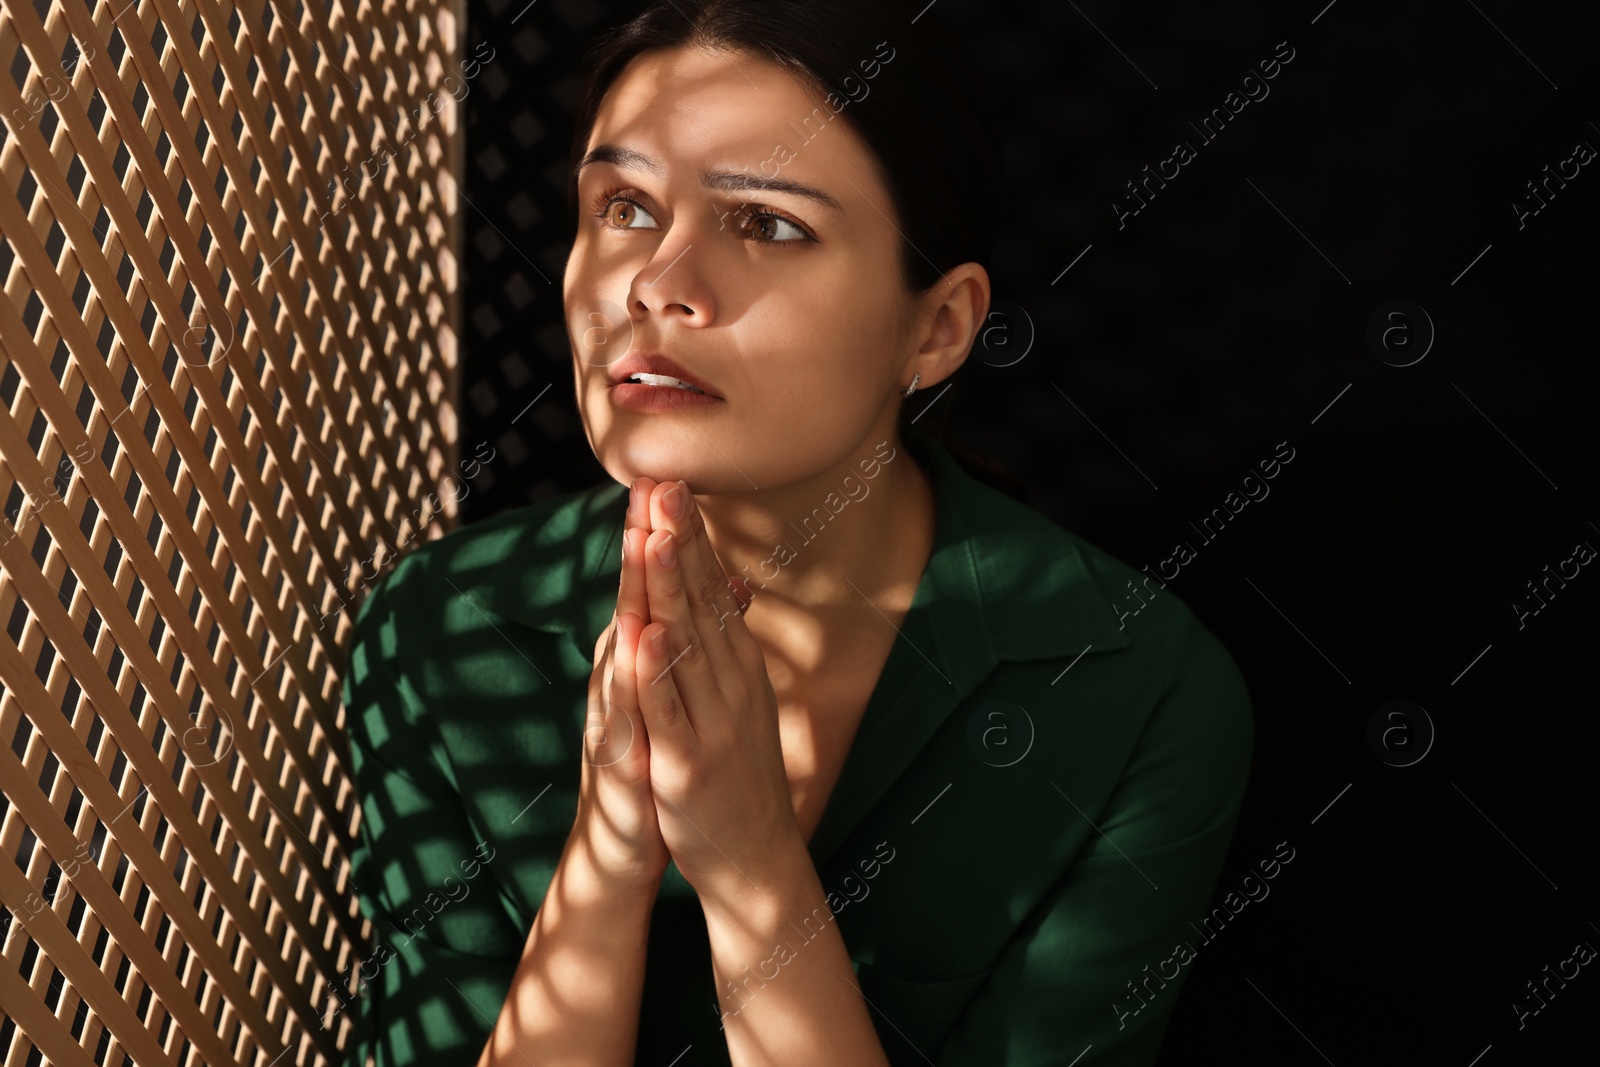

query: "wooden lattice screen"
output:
0 0 464 1063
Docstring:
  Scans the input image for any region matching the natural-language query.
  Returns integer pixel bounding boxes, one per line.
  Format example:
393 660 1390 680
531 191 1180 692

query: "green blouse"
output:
337 421 1254 1066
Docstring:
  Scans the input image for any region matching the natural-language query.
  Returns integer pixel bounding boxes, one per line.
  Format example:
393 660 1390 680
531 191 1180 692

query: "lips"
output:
607 352 721 398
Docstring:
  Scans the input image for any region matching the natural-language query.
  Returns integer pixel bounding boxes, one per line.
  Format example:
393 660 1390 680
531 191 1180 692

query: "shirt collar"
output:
473 421 1134 665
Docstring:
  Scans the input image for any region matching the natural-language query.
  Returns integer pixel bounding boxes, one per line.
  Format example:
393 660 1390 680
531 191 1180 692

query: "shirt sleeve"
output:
934 614 1255 1067
336 566 525 1067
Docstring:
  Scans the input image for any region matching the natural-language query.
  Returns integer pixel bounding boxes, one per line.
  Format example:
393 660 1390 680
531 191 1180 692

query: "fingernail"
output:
648 628 666 655
656 533 676 568
665 485 688 520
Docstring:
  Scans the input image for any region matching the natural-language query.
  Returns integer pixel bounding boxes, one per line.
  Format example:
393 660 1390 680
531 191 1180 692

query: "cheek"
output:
561 237 585 311
566 287 636 376
749 277 898 410
747 318 881 435
563 241 626 344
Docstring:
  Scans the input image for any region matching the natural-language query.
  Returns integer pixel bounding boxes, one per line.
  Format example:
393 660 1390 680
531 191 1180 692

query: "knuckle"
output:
686 527 712 561
678 635 706 666
688 572 720 612
656 691 686 728
664 565 687 602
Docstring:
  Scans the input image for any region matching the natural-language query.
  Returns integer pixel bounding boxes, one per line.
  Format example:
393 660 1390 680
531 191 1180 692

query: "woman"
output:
338 1 1253 1065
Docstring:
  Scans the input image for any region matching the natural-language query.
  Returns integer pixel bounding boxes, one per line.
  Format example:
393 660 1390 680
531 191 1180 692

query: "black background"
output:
455 1 1599 1062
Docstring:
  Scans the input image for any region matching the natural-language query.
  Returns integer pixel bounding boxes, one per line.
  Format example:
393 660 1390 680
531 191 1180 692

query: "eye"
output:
588 184 817 245
590 187 659 230
730 204 815 244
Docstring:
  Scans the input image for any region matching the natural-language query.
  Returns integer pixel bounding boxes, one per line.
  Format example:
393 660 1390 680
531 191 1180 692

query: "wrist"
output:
697 832 817 922
562 817 666 905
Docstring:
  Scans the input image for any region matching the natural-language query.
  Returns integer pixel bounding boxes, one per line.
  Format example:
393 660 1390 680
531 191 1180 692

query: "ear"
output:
904 261 992 390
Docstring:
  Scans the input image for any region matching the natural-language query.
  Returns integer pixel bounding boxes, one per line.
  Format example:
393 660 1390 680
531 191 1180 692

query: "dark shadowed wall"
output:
457 2 1600 1061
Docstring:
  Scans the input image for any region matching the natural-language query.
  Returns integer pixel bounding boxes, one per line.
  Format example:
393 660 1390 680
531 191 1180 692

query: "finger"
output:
648 480 759 659
593 609 648 777
618 477 658 630
634 618 696 748
726 574 755 616
642 525 728 713
585 615 620 762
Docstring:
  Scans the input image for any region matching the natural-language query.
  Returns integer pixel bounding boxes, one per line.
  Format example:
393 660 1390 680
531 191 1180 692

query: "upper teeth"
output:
629 373 704 393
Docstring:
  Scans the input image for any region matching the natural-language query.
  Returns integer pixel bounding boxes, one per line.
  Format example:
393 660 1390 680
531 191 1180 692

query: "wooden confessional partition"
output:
0 0 465 1063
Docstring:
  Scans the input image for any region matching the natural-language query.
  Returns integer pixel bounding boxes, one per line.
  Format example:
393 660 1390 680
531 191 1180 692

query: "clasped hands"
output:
577 475 805 906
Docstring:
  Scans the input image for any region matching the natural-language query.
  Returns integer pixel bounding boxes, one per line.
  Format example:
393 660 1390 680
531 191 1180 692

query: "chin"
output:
600 442 705 485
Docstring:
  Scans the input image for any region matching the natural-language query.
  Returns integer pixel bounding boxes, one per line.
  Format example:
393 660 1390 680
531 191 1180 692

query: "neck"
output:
692 423 936 672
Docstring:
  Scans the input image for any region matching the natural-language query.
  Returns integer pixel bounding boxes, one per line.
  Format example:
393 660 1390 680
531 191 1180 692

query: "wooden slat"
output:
0 1 463 1064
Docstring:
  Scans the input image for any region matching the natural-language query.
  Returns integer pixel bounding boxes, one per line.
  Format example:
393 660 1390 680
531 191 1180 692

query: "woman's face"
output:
564 44 921 493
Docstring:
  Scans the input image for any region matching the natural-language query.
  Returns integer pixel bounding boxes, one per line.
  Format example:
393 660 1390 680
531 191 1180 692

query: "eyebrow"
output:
575 143 844 211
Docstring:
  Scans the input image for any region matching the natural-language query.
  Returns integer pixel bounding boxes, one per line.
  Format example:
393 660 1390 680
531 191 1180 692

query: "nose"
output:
629 236 715 325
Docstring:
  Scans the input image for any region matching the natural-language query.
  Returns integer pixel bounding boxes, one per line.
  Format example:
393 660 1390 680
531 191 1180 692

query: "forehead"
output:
585 44 880 190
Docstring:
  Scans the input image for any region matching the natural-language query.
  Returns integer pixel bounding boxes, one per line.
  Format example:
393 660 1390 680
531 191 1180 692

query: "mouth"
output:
614 372 708 395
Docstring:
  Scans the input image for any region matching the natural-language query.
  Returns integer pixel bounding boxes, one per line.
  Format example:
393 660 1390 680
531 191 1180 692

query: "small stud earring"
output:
903 372 920 397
